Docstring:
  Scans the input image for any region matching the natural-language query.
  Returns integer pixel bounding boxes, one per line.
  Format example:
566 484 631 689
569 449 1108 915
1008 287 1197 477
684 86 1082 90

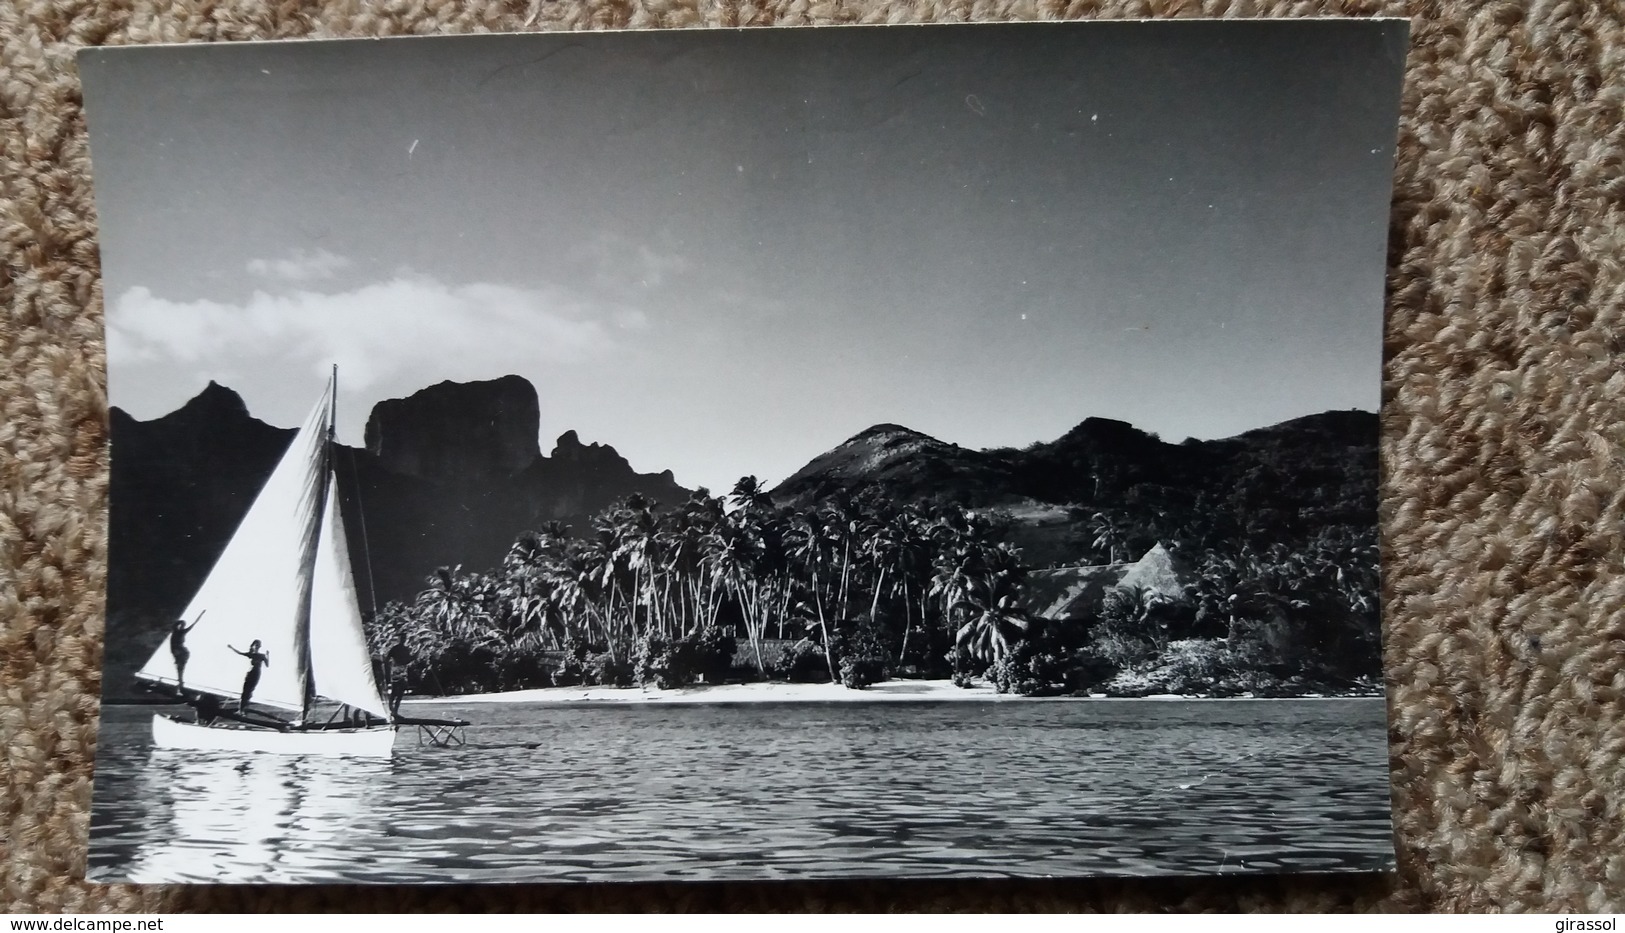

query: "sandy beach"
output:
403 679 1015 706
398 680 1371 706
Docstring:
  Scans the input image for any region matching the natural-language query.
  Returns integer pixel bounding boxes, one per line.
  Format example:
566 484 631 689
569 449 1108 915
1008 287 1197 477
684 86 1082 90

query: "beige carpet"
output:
3 0 1623 914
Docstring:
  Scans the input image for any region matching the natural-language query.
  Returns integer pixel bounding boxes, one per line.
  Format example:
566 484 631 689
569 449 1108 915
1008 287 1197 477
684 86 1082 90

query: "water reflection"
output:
119 751 391 883
90 699 1395 883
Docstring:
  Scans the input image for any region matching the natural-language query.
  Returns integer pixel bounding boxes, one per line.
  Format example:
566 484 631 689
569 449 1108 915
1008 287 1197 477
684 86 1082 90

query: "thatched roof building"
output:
1025 542 1196 623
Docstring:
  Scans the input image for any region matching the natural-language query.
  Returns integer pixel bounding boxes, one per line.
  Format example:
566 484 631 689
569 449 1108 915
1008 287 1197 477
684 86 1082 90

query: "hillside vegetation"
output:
369 410 1380 699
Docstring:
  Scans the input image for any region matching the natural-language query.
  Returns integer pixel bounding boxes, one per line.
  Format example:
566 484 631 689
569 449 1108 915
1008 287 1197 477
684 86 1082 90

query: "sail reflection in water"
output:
120 751 391 884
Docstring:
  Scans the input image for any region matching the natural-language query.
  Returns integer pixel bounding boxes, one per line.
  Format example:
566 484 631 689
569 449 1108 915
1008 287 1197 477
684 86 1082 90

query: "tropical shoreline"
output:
401 679 1383 706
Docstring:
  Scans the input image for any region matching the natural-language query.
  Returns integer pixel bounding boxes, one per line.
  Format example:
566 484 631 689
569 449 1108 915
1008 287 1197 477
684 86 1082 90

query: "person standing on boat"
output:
228 639 270 712
384 637 411 721
169 613 203 691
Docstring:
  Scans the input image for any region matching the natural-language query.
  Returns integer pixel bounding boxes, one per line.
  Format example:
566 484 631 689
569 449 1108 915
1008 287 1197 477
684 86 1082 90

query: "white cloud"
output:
108 274 623 402
246 248 352 283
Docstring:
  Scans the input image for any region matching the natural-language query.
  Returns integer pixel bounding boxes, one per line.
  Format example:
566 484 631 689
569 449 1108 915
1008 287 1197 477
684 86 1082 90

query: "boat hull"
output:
151 715 397 757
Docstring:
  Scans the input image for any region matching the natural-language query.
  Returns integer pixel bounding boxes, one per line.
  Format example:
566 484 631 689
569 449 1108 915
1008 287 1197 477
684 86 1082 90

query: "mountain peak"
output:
844 423 942 445
1053 416 1148 445
364 375 541 481
771 422 974 503
169 380 250 421
548 429 621 463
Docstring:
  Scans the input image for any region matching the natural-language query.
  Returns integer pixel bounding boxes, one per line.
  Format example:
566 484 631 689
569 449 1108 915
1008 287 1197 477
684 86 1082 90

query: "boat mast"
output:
328 364 338 454
299 365 340 721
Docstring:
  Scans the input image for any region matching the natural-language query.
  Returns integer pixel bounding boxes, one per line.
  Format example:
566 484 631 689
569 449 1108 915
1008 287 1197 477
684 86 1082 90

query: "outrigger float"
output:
394 715 469 748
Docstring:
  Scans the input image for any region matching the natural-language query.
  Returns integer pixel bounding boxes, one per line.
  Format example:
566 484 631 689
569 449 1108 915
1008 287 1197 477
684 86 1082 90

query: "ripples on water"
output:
89 698 1394 883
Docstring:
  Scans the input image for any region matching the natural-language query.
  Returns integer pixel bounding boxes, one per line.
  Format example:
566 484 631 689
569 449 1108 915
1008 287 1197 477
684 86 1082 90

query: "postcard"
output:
80 19 1407 883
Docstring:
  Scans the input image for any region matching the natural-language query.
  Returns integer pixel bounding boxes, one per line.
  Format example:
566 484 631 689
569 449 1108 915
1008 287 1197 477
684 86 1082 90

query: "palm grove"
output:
365 414 1381 698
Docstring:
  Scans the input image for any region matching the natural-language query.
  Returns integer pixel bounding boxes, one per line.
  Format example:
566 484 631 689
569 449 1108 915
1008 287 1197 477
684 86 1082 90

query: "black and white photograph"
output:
81 19 1406 884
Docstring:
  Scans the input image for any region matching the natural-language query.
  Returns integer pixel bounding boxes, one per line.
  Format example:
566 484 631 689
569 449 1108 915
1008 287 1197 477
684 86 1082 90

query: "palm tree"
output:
729 475 773 514
614 495 661 641
707 510 772 675
656 509 693 638
756 515 794 644
1103 583 1174 652
589 517 634 660
949 544 1034 666
1195 545 1303 656
407 565 503 692
1088 511 1130 564
822 495 867 623
501 532 557 646
864 509 901 625
366 600 414 659
889 506 931 665
927 514 978 656
1195 549 1246 641
415 566 488 643
557 542 611 653
785 509 838 681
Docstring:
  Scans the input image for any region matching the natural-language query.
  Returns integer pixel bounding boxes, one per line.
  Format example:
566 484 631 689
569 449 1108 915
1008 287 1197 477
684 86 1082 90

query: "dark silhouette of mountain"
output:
105 383 297 702
770 410 1378 567
364 375 540 482
331 424 687 616
104 377 688 699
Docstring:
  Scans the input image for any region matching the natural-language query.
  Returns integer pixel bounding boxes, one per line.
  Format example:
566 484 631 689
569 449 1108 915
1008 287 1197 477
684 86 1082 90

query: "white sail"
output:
135 383 333 712
308 474 390 718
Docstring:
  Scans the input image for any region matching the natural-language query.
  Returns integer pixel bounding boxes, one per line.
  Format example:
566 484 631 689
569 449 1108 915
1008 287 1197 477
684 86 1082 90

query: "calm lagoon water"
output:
88 698 1394 883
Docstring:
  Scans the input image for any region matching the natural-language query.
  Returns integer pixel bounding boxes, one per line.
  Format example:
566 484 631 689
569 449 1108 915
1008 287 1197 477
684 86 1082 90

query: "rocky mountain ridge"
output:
104 376 687 698
104 374 1375 698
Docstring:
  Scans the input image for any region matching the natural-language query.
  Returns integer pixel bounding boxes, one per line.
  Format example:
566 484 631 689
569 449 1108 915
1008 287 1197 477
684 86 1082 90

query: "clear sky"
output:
81 20 1406 494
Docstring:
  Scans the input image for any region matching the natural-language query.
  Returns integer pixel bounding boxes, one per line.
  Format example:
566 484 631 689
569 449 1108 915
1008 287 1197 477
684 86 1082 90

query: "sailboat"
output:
136 368 399 756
